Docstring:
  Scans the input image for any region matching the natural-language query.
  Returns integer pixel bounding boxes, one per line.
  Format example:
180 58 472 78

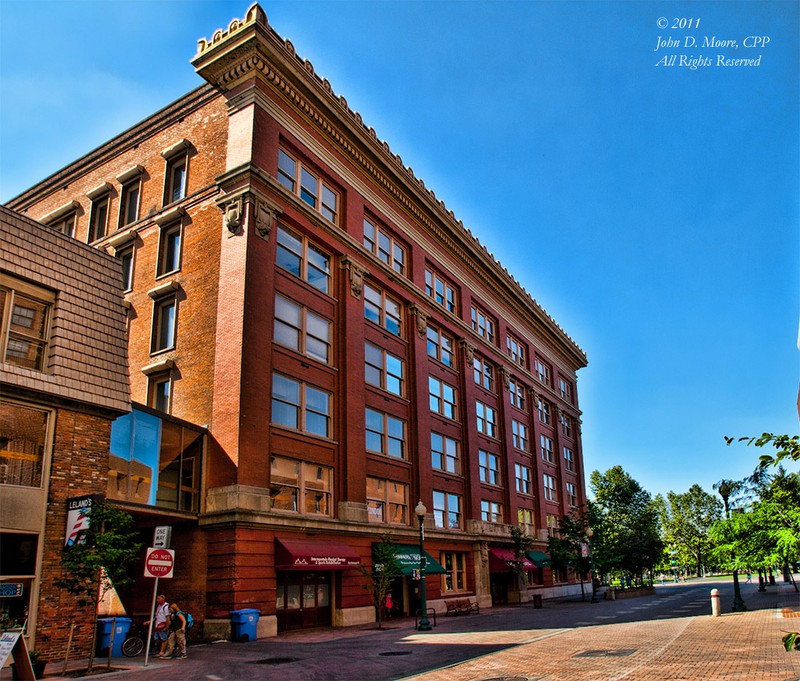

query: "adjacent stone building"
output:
5 4 589 641
0 206 130 659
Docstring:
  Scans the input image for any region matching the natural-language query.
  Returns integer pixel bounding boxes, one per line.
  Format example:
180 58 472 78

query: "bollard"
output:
710 588 721 617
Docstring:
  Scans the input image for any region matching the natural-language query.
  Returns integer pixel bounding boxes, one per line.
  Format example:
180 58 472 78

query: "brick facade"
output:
6 4 590 638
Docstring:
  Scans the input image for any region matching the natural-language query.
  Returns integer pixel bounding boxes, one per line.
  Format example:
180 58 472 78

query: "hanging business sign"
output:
65 494 102 547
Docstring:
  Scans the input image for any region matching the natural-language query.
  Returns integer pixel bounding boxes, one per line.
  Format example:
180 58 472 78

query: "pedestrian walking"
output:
162 603 188 659
150 593 170 657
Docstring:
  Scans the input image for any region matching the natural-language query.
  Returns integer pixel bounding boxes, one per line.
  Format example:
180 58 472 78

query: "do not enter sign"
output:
144 547 175 579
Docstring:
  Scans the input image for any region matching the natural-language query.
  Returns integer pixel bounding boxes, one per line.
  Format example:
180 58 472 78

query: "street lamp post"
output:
415 500 431 631
586 528 599 604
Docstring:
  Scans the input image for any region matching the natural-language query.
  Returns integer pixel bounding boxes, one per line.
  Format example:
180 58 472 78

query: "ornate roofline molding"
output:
192 4 586 369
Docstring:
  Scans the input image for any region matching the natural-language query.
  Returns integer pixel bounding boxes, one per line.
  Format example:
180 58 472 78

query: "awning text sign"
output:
144 548 174 579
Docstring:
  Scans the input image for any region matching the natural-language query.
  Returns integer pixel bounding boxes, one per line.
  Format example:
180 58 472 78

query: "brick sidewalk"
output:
400 599 800 681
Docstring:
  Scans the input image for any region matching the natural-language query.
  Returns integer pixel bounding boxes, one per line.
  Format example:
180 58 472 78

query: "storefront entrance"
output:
276 571 332 632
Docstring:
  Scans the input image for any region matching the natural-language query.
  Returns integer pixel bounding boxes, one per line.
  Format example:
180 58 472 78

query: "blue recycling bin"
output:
230 609 260 642
96 617 132 657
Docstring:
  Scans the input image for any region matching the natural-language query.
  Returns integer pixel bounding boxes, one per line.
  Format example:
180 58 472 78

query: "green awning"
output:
527 550 552 567
373 543 446 575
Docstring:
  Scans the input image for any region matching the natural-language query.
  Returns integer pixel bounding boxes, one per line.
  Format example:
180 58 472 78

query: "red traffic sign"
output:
144 547 175 579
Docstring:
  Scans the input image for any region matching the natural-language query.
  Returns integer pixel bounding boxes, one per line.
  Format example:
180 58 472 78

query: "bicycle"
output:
121 621 149 657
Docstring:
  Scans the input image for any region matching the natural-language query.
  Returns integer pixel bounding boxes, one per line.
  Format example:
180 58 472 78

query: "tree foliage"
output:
589 466 663 583
655 484 722 576
725 433 800 469
57 501 142 672
360 534 401 629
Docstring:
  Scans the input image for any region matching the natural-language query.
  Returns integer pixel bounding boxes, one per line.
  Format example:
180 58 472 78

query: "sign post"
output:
143 546 174 666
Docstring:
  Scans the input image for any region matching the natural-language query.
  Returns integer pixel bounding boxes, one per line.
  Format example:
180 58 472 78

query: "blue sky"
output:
1 0 797 500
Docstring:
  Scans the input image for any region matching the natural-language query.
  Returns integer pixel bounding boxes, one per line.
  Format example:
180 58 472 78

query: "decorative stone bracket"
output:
409 305 430 339
339 256 369 299
458 339 475 366
216 192 281 238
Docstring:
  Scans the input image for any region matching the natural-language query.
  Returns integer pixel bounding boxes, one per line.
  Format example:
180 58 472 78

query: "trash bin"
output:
230 609 260 642
532 594 543 608
96 617 132 657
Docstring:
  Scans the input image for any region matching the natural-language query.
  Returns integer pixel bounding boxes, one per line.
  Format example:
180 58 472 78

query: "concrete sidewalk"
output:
7 577 800 680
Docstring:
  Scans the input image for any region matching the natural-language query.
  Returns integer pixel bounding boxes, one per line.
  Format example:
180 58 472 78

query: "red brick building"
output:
6 4 588 639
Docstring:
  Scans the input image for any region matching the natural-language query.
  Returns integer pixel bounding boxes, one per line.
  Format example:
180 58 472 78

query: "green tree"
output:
360 534 401 629
656 484 722 577
590 466 663 585
547 511 593 600
712 478 747 611
57 501 142 672
725 433 800 469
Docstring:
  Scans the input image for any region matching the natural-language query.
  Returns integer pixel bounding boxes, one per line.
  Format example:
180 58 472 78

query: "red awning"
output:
275 538 361 570
488 547 535 573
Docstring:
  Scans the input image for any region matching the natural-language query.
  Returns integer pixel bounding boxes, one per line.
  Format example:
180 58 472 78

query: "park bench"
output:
444 598 479 616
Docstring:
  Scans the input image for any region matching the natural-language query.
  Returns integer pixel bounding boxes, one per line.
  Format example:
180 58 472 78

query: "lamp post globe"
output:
586 527 599 603
415 500 431 631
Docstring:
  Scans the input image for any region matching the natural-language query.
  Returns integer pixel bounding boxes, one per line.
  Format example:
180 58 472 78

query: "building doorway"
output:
275 571 332 632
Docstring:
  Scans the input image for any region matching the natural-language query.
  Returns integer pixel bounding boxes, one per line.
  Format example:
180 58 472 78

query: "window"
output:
515 463 532 495
481 500 503 523
276 225 331 293
543 474 557 502
118 246 134 292
560 412 572 437
424 269 457 313
271 373 331 438
363 218 405 274
429 377 457 420
277 148 338 223
537 398 550 424
559 377 573 403
476 402 497 438
151 295 177 353
367 477 408 524
507 335 526 367
566 482 578 507
509 379 525 410
274 294 331 363
0 401 49 487
0 278 53 372
546 513 559 537
534 358 551 387
88 195 110 242
433 490 461 529
540 435 554 463
365 408 405 459
564 447 575 472
518 508 535 536
472 356 494 391
426 326 454 367
164 154 188 205
470 306 495 343
49 212 76 237
147 372 172 413
270 455 333 516
512 420 529 451
119 177 141 228
157 222 182 276
440 551 467 592
365 343 404 396
479 450 501 485
364 283 401 336
431 432 460 474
